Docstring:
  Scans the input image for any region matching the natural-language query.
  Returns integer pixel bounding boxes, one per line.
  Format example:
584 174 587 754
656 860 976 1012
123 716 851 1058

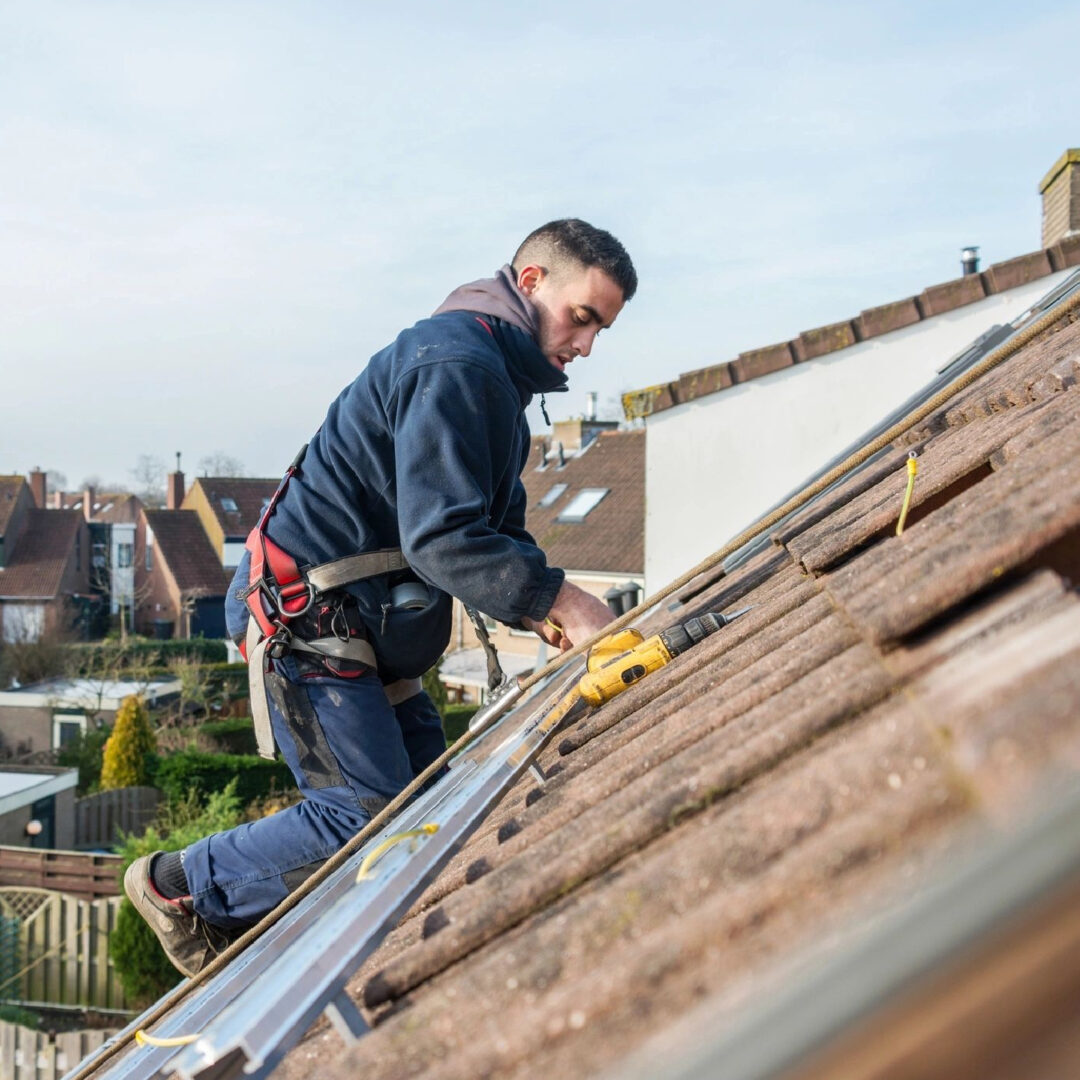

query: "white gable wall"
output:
645 271 1072 593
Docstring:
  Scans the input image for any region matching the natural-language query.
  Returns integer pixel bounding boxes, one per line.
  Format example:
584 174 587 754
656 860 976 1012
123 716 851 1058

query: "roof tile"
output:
793 319 859 362
731 341 794 382
855 295 923 339
919 271 988 316
982 250 1055 293
0 510 83 599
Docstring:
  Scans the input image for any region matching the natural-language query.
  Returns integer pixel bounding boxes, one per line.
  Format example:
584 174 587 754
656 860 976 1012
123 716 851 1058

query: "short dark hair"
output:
513 218 637 301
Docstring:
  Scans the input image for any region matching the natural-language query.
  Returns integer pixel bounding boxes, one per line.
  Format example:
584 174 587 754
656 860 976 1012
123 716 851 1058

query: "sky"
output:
2 0 1078 490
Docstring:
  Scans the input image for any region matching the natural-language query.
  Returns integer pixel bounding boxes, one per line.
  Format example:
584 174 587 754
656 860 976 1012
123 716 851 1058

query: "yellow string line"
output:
356 824 439 882
896 452 919 536
135 1030 200 1048
545 617 563 633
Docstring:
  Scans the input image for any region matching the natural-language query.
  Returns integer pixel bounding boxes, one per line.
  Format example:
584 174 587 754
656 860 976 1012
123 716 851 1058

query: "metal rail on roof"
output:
68 662 582 1080
717 268 1080 577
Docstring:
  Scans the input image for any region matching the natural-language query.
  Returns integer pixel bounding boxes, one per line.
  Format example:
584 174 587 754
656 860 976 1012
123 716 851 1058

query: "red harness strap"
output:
239 446 311 658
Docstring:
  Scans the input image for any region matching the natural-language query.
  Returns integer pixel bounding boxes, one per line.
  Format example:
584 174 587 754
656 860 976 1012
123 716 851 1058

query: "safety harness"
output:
240 445 422 760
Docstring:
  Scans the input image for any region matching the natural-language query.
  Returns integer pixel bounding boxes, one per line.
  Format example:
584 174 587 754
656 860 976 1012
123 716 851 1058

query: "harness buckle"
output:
267 626 293 660
275 579 315 619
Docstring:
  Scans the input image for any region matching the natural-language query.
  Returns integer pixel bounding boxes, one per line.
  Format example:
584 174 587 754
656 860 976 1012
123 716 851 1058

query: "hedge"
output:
196 717 258 755
69 637 227 674
152 750 294 805
442 703 479 744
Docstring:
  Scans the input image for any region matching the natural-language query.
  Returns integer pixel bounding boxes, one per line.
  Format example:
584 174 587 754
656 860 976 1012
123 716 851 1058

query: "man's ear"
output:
516 264 546 296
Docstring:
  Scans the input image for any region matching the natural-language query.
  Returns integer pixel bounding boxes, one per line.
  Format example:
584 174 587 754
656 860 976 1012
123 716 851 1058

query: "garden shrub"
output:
100 696 156 789
152 750 293 806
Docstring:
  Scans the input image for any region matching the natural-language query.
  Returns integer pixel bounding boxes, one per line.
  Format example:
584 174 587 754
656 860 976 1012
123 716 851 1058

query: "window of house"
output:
556 488 609 522
117 543 134 568
220 497 239 513
145 526 154 570
52 709 86 750
538 483 568 508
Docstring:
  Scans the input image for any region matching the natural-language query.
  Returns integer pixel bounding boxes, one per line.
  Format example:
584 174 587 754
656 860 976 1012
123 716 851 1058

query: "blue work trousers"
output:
183 655 446 928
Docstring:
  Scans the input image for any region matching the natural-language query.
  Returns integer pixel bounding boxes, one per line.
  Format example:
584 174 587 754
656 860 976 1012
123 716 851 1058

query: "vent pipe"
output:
961 246 980 276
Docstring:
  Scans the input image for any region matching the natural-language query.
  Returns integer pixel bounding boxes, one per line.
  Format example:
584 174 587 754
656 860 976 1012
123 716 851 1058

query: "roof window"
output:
539 483 568 508
220 497 239 513
556 488 609 523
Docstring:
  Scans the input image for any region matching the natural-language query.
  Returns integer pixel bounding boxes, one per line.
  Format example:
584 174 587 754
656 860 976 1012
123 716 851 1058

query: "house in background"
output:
0 476 90 643
441 425 645 702
40 475 143 633
624 147 1080 592
0 675 180 758
135 509 231 640
182 475 280 569
0 766 78 849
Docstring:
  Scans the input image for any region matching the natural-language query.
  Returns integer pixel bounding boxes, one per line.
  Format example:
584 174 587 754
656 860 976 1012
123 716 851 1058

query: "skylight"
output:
539 483 568 508
556 488 609 522
220 497 239 513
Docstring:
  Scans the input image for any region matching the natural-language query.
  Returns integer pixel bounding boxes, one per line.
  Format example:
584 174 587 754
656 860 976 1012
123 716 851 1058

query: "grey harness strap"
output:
247 621 379 761
305 549 409 593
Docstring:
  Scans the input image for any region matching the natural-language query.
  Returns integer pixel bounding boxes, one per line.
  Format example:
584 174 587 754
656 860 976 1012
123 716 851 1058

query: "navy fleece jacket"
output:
227 310 567 677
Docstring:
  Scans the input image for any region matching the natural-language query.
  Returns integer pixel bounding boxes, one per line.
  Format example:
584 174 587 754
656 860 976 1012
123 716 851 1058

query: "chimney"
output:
585 391 598 421
82 486 96 521
961 246 980 276
167 452 185 511
29 468 46 508
1039 148 1080 250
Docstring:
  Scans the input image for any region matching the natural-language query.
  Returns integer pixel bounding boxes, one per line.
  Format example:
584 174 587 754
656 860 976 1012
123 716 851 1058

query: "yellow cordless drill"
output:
578 607 750 706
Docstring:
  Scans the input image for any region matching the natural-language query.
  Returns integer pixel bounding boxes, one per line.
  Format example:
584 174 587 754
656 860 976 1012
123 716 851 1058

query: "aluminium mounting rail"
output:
69 661 581 1080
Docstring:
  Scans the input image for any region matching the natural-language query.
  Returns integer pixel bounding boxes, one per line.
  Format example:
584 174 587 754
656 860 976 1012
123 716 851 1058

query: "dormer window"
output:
220 497 239 513
556 488 609 523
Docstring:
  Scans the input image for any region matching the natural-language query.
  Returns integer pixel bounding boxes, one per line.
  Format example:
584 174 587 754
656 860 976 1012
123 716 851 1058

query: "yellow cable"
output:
356 824 439 882
896 452 919 536
135 1030 199 1048
545 617 562 633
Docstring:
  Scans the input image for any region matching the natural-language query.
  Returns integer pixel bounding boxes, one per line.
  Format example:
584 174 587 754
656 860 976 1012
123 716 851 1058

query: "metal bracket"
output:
528 762 546 785
324 991 369 1045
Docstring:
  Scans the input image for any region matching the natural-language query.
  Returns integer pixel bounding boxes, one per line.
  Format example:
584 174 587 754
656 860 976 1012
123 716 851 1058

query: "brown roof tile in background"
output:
981 250 1054 293
624 242 1076 419
676 361 734 402
144 509 231 594
519 430 644 576
0 476 26 536
919 271 988 316
731 341 794 383
855 295 923 339
195 477 280 537
793 318 860 362
0 510 83 598
264 305 1080 1080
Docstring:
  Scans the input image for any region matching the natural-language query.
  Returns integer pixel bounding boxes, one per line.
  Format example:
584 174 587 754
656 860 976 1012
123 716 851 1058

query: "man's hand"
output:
522 580 614 651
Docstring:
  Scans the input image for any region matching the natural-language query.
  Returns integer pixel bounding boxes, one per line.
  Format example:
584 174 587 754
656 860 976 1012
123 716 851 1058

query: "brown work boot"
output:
124 854 239 977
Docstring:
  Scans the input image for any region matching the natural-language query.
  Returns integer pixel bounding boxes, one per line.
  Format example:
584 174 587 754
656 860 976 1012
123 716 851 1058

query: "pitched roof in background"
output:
623 234 1080 419
0 510 83 599
144 510 231 594
0 476 27 536
190 477 279 538
54 491 141 523
265 294 1080 1078
519 429 644 575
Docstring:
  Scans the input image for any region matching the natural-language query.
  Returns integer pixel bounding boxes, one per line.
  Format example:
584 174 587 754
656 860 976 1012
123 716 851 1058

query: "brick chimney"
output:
166 468 185 510
82 486 96 520
28 469 46 508
1040 148 1080 250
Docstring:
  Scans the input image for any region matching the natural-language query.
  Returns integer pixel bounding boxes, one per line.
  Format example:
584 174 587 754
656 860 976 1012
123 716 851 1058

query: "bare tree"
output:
46 468 68 492
131 454 166 506
197 451 246 478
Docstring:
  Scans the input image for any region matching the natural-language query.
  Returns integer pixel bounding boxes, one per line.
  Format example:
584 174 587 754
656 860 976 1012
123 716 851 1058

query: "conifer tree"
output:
100 695 156 789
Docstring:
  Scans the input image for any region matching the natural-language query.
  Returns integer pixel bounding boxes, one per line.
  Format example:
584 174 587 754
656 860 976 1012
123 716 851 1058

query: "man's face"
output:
518 263 625 375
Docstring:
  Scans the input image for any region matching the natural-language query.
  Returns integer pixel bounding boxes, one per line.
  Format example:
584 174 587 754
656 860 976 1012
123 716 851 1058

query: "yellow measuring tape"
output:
135 1030 199 1048
896 451 919 536
356 823 439 882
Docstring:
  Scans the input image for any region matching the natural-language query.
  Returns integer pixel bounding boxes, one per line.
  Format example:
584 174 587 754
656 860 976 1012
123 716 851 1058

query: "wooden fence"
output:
0 888 127 1012
0 849 122 902
74 787 160 849
0 1021 114 1080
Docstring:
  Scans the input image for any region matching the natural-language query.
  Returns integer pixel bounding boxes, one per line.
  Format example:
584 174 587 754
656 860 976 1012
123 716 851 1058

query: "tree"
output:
45 469 67 493
197 451 245 478
101 695 156 789
130 454 166 507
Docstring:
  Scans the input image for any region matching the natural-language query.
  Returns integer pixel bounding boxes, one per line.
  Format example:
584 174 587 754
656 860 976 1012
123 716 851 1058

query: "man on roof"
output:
125 218 637 976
